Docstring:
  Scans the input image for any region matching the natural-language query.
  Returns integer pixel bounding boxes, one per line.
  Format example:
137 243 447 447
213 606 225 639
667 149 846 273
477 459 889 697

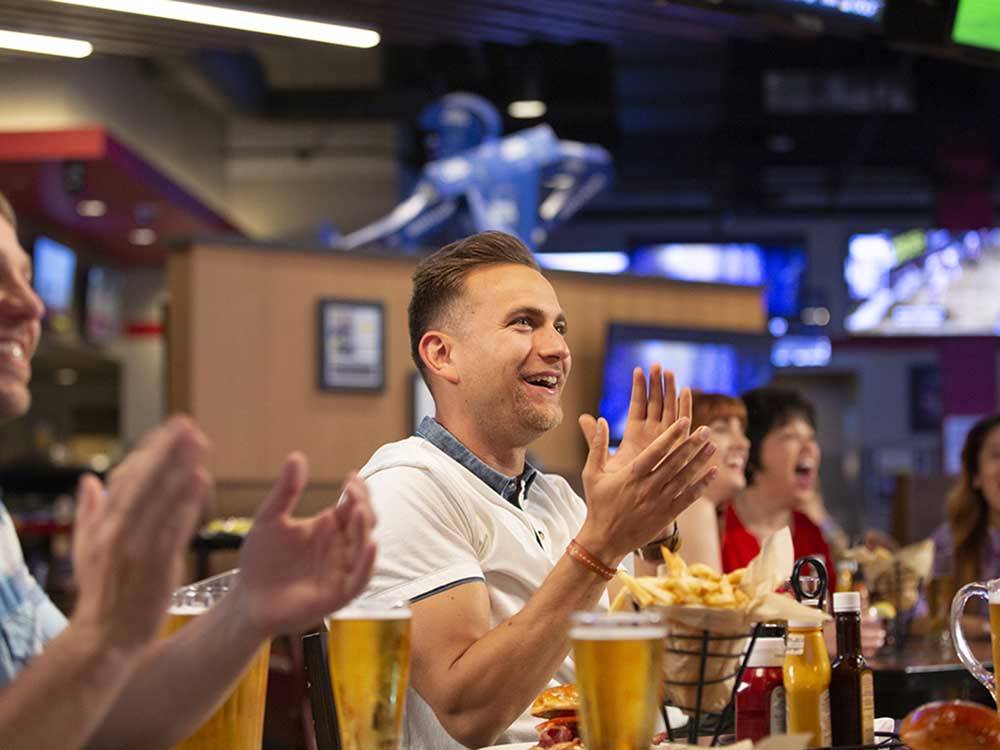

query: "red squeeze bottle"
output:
736 636 787 742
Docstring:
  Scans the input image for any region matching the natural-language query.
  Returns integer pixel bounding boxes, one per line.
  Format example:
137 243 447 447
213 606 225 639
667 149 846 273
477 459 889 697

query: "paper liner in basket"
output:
617 528 829 714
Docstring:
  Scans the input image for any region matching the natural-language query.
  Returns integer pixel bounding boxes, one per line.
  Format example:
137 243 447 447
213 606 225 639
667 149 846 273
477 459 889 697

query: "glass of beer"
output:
570 611 667 750
161 570 271 750
951 577 999 712
326 600 412 750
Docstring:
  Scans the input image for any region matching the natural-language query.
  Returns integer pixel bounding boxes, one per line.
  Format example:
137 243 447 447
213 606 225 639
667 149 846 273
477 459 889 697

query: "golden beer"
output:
571 612 667 750
326 604 412 750
161 608 271 750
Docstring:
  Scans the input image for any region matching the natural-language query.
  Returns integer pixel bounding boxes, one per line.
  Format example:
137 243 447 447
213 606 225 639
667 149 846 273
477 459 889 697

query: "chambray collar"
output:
416 417 537 508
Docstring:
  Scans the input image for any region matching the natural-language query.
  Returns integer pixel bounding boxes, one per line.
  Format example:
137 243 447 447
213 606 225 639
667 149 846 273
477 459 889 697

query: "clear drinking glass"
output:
326 600 412 750
570 611 667 750
951 577 1000 712
163 570 271 750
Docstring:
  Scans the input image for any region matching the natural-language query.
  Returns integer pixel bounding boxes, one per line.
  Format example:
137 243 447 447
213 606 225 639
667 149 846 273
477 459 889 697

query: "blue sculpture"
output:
334 92 613 251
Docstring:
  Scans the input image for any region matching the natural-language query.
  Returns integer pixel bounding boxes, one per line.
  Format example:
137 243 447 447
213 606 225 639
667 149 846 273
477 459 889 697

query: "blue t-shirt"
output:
0 501 68 686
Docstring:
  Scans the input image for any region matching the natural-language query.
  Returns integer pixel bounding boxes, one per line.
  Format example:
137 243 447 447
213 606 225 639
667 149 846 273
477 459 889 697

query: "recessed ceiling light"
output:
77 199 107 218
129 228 157 246
48 0 380 48
0 28 92 58
508 100 547 119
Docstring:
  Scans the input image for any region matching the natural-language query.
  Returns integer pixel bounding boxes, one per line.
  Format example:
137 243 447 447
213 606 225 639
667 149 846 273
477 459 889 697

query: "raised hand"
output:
579 364 692 473
233 453 376 639
70 416 212 654
576 416 718 563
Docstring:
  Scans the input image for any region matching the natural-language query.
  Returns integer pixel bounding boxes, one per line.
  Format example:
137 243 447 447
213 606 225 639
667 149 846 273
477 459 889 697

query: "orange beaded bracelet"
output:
566 538 616 581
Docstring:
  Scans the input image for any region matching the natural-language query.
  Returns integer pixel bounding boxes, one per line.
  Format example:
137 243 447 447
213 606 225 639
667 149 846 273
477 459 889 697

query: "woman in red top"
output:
721 386 833 577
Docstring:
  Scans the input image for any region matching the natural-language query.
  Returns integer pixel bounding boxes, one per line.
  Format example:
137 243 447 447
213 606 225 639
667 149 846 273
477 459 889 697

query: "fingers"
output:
653 436 717 498
578 413 597 446
677 386 692 435
646 363 663 423
626 367 647 423
74 474 105 536
632 417 691 475
256 452 309 523
662 465 719 520
659 369 677 426
581 416 609 480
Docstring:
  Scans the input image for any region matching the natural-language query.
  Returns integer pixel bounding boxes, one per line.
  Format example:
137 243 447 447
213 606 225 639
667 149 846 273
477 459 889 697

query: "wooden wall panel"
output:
169 242 765 511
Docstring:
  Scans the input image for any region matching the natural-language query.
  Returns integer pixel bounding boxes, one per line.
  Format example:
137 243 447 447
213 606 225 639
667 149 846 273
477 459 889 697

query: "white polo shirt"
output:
358 420 603 750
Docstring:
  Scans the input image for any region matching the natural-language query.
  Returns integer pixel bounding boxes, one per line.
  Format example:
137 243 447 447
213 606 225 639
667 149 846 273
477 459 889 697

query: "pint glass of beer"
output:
162 570 271 750
570 611 667 750
326 600 412 750
951 577 1000 711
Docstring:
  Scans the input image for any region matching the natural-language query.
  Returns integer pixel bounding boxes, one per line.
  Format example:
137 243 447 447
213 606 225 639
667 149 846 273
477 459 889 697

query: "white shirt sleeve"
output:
363 466 486 603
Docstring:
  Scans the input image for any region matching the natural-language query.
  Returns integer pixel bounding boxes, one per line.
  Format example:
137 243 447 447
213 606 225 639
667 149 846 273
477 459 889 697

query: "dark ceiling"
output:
2 0 1000 238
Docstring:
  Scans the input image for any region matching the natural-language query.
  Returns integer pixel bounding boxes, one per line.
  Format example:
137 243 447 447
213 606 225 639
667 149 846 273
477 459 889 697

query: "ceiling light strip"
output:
0 28 93 58
47 0 380 48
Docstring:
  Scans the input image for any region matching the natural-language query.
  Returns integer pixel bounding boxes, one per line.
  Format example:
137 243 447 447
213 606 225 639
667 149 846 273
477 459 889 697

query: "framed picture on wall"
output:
317 298 385 392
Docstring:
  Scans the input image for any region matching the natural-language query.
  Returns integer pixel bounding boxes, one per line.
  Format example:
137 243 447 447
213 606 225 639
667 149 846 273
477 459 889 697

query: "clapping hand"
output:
70 417 212 654
579 364 692 473
234 453 377 639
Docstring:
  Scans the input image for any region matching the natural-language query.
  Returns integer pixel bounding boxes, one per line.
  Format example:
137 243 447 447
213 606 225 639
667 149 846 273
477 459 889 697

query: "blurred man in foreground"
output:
358 230 718 750
0 192 377 750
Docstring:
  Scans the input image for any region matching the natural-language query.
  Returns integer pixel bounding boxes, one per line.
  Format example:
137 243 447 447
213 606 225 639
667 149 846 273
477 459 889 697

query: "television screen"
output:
598 325 772 445
629 242 807 320
844 228 1000 335
33 235 77 315
952 0 1000 53
85 267 124 344
758 0 884 22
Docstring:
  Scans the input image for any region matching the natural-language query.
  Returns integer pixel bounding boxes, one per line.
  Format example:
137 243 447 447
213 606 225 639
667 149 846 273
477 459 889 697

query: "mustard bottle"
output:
783 617 832 748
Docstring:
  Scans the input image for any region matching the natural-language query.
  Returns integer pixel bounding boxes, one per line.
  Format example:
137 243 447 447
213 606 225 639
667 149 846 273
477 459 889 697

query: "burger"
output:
530 685 581 750
900 700 1000 750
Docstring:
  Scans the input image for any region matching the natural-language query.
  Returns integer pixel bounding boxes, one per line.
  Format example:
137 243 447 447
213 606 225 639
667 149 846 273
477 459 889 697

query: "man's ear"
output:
419 330 460 385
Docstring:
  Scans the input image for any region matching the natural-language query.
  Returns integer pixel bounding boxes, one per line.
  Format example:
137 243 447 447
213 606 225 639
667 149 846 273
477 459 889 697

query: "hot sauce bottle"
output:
830 591 875 747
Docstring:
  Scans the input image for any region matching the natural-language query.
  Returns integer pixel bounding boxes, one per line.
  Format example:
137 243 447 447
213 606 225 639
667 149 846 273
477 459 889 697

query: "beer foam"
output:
569 626 667 641
168 605 208 616
329 606 411 621
990 589 1000 605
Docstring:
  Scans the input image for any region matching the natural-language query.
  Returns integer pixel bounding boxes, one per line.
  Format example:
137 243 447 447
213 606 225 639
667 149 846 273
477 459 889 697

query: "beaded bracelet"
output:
566 538 616 581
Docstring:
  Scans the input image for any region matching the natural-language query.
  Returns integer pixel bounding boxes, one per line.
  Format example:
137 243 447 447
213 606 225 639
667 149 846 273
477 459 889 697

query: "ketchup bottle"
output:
736 634 787 742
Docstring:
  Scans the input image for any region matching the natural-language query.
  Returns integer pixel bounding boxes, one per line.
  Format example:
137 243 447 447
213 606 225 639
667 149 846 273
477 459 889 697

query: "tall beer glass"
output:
951 577 999 712
326 600 412 750
570 611 667 750
162 570 271 750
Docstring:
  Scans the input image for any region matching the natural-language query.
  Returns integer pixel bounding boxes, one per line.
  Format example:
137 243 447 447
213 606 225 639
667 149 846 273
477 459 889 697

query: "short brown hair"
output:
0 191 16 231
691 391 747 431
409 231 539 372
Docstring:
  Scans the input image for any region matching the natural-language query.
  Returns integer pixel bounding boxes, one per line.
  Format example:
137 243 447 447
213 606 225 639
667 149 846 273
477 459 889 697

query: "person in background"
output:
357 230 718 750
930 413 1000 635
674 391 750 571
721 386 833 576
0 191 377 750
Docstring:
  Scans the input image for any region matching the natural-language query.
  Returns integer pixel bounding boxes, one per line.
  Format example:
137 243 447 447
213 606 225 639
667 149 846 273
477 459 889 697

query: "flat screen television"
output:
952 0 1000 53
629 241 807 321
33 235 77 317
85 267 124 344
598 324 772 445
844 228 1000 335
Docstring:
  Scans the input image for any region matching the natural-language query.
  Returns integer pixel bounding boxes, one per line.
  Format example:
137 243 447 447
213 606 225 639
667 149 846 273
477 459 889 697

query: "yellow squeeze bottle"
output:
783 616 832 748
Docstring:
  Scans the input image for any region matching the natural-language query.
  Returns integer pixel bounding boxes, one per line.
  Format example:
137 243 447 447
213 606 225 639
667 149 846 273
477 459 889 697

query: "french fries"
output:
611 546 749 611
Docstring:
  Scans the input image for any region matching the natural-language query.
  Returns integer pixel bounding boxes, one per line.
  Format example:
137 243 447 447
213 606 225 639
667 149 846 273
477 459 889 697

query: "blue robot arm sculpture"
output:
335 96 613 251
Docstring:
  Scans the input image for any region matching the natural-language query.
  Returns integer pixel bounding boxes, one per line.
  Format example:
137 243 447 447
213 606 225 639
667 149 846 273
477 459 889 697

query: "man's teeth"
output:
528 376 558 387
0 342 24 360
